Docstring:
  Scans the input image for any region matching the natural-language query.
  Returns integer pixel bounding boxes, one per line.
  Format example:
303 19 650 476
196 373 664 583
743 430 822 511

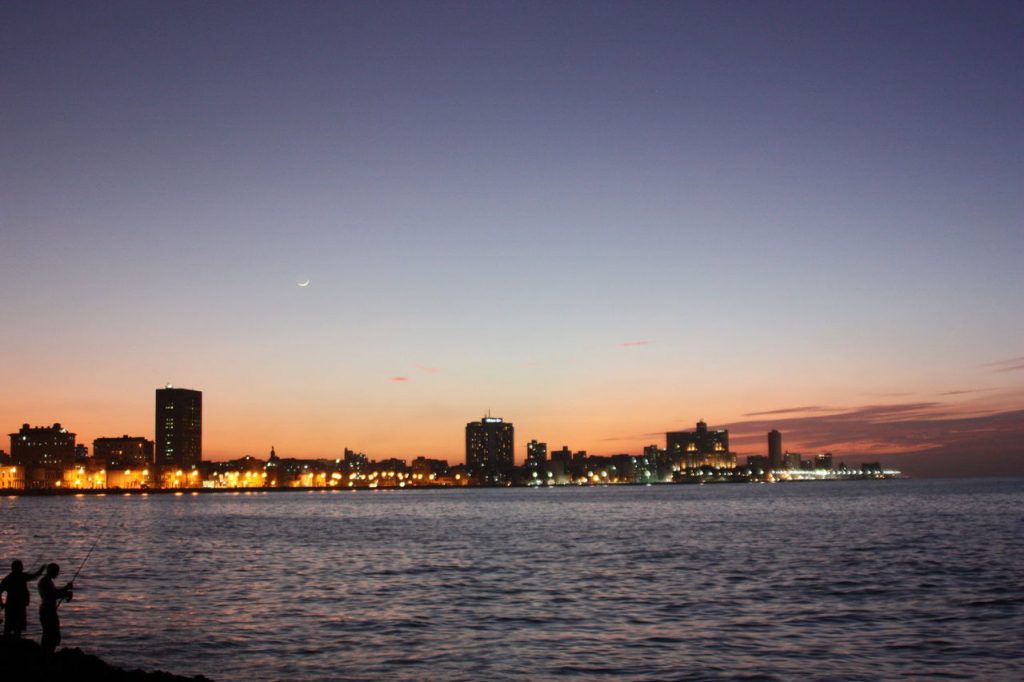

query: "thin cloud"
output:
415 365 442 374
987 356 1024 372
389 377 411 382
621 340 653 347
743 405 836 417
940 389 982 396
723 405 1024 477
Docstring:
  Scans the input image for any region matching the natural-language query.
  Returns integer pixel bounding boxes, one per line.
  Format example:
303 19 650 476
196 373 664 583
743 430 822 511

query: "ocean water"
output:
1 479 1021 681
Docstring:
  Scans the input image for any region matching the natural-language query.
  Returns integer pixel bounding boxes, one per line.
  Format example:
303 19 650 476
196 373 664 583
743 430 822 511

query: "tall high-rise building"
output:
525 440 547 476
156 385 202 468
768 430 783 470
465 416 514 484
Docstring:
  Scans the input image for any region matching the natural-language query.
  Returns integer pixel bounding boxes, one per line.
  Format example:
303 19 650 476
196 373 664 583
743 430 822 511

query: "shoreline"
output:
2 475 904 497
0 638 212 681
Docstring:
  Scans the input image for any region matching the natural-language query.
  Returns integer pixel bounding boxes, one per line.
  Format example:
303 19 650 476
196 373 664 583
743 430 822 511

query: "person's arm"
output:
27 566 45 580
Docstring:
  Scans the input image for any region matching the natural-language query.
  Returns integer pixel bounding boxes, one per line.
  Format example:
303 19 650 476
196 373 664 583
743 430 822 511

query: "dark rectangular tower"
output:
465 416 514 485
768 429 783 470
156 385 202 468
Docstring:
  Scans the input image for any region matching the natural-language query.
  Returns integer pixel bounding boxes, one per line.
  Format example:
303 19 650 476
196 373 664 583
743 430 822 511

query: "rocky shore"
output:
0 638 213 681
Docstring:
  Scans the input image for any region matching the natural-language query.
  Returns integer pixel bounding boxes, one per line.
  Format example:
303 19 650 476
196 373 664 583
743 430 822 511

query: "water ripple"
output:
1 479 1022 680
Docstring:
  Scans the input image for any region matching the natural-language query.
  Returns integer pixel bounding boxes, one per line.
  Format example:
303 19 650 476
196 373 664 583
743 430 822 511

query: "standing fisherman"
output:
37 563 73 654
0 560 46 638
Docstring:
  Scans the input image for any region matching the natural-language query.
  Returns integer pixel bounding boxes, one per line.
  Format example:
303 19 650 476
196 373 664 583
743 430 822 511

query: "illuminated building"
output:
343 448 368 473
9 423 76 488
63 464 110 489
155 385 202 468
784 452 802 470
768 430 783 470
93 436 154 468
666 420 734 469
525 440 547 477
814 453 833 470
466 415 514 485
9 423 76 468
644 444 671 480
546 458 569 484
106 468 151 489
160 467 202 489
610 454 655 483
411 456 448 482
0 465 25 489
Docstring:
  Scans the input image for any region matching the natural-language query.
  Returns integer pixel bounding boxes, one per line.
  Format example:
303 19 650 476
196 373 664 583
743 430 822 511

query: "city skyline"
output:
3 383 1021 478
2 2 1022 478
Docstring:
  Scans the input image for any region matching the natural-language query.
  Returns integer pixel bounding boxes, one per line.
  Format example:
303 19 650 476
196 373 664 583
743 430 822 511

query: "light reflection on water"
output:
1 479 1022 681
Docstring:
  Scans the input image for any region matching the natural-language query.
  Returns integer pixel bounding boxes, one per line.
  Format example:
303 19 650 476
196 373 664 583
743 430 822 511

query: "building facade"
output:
155 386 202 469
666 420 734 469
93 436 155 468
525 440 547 478
9 423 76 468
768 429 783 470
465 416 514 485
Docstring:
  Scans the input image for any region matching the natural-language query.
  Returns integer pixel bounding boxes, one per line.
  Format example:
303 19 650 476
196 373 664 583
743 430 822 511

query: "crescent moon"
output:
297 279 310 288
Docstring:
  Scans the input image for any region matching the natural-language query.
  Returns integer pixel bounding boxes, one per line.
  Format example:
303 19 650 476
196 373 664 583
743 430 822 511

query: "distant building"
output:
466 416 514 485
155 385 202 469
94 436 155 469
667 420 734 469
525 440 547 477
746 454 769 471
411 456 449 481
343 448 368 473
783 452 802 470
644 444 671 481
9 423 76 470
768 430 783 470
0 465 24 489
550 446 572 464
814 453 833 470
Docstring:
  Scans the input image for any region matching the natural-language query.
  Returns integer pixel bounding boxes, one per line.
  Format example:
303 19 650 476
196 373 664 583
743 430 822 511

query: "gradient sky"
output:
2 1 1022 474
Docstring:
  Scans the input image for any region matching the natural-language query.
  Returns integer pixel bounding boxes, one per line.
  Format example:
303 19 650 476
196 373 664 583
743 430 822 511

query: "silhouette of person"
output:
1 560 46 639
38 563 73 654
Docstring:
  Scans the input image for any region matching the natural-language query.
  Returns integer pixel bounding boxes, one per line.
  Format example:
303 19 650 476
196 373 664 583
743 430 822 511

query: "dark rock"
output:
0 638 213 681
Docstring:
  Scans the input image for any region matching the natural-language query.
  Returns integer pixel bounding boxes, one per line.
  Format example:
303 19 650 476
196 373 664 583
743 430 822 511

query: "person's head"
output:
11 560 23 573
45 563 59 579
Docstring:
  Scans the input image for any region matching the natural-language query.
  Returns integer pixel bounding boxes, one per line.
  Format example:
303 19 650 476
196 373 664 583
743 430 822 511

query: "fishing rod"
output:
54 508 119 609
70 508 118 583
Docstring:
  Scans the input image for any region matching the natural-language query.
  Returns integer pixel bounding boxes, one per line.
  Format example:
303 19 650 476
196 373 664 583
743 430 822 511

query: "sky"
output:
2 1 1022 476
